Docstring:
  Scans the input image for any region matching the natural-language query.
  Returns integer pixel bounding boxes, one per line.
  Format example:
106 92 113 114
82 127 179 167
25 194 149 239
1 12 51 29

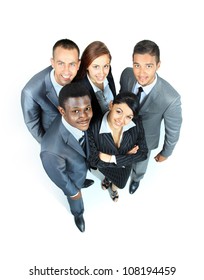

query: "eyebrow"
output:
71 104 91 109
116 107 134 117
92 63 110 66
133 62 154 66
56 60 77 64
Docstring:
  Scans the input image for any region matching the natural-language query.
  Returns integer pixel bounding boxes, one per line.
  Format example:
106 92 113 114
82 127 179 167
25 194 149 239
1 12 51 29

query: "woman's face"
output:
108 102 134 130
87 54 110 86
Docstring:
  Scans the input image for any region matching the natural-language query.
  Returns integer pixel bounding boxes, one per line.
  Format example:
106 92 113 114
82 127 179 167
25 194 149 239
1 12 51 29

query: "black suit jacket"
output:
87 115 148 188
77 70 116 123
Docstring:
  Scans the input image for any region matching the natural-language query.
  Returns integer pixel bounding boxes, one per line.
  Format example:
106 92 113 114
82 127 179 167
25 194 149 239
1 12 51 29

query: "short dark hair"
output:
133 40 160 64
113 92 139 117
59 82 91 109
52 39 80 58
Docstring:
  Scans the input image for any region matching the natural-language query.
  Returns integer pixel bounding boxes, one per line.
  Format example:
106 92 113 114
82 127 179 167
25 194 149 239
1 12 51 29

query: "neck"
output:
88 75 104 91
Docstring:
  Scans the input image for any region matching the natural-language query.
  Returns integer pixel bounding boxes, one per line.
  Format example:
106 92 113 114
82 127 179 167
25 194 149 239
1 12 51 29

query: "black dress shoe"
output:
129 181 140 194
74 214 85 232
83 179 94 188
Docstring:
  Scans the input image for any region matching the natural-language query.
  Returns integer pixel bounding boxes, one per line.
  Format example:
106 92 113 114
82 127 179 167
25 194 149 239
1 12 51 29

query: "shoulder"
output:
107 67 115 80
89 117 101 130
132 116 144 130
41 117 62 149
121 67 134 77
22 66 52 97
157 75 181 98
22 66 52 89
75 76 93 93
120 67 135 84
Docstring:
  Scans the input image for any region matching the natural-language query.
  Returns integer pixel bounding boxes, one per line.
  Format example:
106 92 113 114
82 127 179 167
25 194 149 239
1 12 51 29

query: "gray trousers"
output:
131 151 151 182
67 195 84 217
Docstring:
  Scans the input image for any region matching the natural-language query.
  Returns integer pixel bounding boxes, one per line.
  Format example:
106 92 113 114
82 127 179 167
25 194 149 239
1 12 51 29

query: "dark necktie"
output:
79 134 85 146
79 133 86 154
137 86 143 103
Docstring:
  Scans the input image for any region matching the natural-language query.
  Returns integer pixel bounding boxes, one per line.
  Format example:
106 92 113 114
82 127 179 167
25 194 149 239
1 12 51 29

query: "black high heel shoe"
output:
110 187 119 202
101 177 112 190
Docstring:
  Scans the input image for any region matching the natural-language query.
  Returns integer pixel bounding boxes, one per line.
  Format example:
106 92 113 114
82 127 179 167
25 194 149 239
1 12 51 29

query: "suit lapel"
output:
45 73 59 108
83 76 99 106
60 123 86 157
103 133 118 152
84 131 90 158
139 78 161 113
107 69 116 96
120 132 132 148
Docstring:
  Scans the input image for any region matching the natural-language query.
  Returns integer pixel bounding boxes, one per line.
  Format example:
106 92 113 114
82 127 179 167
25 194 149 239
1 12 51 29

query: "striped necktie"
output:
79 133 86 154
79 133 85 146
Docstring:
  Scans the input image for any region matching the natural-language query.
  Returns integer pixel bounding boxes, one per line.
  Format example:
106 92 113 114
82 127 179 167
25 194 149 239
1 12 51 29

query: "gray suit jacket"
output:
120 67 182 157
40 116 89 197
21 66 59 143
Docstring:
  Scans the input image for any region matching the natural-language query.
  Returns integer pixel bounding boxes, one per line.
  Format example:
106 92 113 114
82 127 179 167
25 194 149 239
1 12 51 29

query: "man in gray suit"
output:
120 40 182 194
40 82 93 232
21 39 81 143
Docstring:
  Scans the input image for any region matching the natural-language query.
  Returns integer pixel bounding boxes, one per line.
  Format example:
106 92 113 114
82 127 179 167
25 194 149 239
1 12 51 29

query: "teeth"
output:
62 75 71 79
96 77 104 81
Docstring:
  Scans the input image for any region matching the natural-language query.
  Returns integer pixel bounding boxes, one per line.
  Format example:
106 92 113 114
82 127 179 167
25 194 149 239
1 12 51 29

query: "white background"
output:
1 0 203 279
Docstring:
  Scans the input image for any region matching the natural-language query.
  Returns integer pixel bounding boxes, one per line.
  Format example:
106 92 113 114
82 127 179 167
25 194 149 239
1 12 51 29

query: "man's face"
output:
58 96 93 131
51 46 81 86
133 53 160 86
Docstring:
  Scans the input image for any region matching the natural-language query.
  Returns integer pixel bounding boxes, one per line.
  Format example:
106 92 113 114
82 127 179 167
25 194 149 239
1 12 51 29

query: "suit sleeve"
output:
21 88 45 143
115 117 148 166
87 128 117 168
161 95 182 157
87 129 101 167
87 120 148 168
40 151 79 197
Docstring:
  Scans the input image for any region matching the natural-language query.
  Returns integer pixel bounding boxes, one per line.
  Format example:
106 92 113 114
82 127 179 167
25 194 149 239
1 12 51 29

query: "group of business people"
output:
21 38 182 232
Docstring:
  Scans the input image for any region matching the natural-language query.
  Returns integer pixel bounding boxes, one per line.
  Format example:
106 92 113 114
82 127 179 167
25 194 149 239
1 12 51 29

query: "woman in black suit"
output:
74 41 116 123
88 92 148 202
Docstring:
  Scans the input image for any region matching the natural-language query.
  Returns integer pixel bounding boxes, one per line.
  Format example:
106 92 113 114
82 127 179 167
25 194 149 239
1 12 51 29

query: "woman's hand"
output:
99 152 111 162
127 145 139 155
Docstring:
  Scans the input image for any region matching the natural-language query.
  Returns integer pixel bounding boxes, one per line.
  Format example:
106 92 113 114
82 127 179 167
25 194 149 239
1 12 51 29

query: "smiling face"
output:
133 53 160 86
58 96 93 131
107 102 134 131
51 46 80 86
87 54 110 87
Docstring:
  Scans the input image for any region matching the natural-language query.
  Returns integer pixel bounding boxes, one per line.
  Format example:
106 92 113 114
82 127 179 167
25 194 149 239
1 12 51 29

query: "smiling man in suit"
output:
120 39 182 194
21 39 81 143
40 82 93 232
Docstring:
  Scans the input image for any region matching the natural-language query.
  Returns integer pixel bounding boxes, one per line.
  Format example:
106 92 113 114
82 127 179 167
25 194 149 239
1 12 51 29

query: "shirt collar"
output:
136 74 158 95
87 74 108 92
99 111 136 134
61 117 84 141
50 69 63 96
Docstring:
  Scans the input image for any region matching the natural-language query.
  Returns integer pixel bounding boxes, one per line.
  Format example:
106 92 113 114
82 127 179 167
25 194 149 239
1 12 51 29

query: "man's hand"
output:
70 191 81 200
154 153 167 162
